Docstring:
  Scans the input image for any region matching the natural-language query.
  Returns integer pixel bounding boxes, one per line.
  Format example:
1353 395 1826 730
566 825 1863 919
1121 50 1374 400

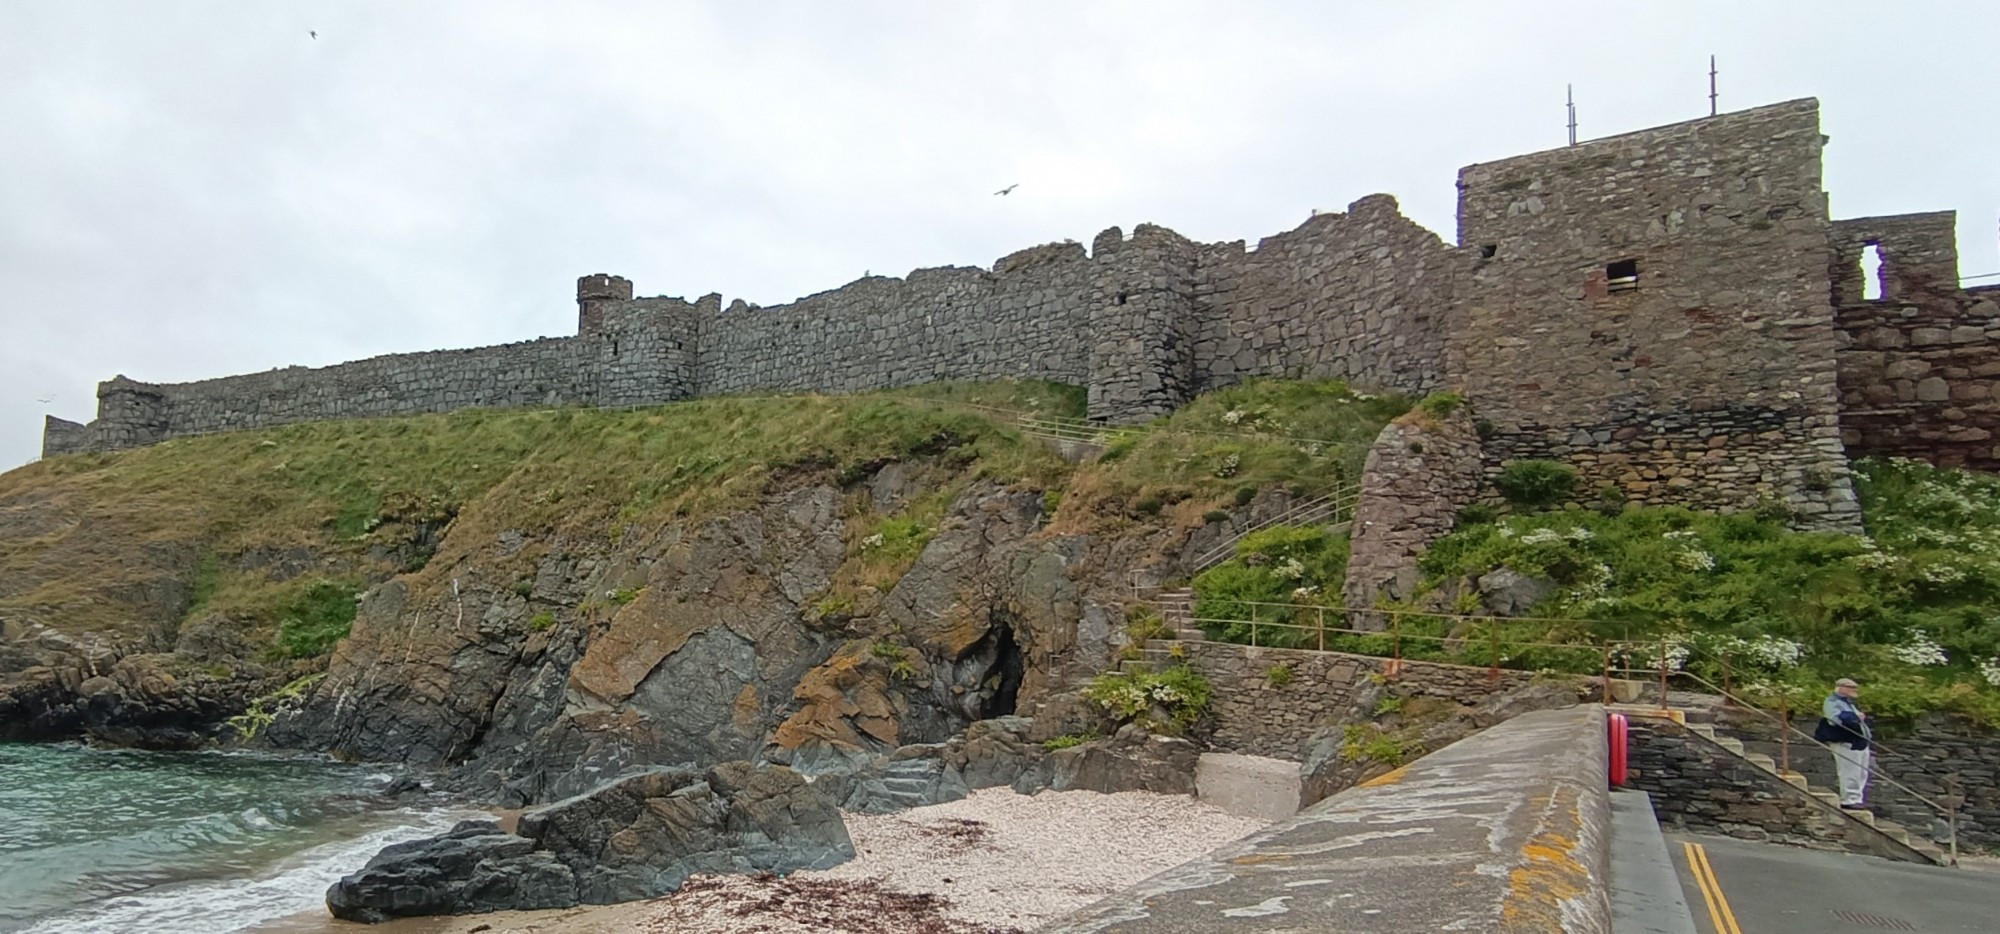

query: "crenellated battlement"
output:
40 97 1999 528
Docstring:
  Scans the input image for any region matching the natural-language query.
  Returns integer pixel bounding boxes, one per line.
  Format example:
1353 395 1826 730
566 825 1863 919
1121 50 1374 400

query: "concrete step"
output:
1688 724 1717 739
1779 770 1811 790
1743 752 1776 771
1713 736 1745 754
1118 658 1156 674
1174 629 1206 642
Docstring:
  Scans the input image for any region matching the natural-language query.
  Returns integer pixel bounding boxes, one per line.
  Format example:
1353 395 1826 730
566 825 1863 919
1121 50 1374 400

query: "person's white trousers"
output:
1831 745 1871 806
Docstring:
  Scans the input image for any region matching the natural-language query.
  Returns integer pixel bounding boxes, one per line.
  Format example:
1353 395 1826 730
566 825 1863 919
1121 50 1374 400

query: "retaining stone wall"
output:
1625 716 1918 861
1172 640 1532 760
1720 710 2000 851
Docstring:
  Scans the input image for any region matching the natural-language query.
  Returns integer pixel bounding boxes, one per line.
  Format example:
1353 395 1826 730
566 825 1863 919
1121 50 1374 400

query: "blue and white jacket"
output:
1815 693 1872 750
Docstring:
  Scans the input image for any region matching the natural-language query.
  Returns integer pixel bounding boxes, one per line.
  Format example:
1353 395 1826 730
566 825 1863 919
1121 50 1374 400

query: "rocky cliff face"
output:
264 470 1150 805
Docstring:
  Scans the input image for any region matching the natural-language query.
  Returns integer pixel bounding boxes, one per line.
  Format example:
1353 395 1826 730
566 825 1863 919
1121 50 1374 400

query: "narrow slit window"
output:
1861 243 1885 301
1606 259 1639 293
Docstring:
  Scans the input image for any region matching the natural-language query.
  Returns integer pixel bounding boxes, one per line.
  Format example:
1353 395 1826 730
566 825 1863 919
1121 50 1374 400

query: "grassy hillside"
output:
1404 458 2000 723
0 378 1399 664
0 382 1081 651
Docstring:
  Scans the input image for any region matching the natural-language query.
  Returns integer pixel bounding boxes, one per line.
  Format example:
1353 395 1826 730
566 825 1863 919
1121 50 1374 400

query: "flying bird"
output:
36 396 53 404
309 30 317 39
994 184 1018 196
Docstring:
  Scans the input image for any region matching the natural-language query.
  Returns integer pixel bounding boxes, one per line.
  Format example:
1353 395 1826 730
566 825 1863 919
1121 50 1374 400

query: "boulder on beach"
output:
326 761 854 922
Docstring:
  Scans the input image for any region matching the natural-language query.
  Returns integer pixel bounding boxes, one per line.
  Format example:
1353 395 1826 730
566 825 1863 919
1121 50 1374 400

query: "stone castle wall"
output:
1832 211 2000 471
44 98 1998 521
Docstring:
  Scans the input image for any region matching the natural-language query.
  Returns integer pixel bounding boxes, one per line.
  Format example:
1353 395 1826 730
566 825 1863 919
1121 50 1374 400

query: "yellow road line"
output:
1682 841 1744 934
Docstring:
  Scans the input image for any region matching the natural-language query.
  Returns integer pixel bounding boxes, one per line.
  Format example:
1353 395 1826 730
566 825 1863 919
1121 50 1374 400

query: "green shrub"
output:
1042 732 1098 750
512 578 535 598
1132 495 1165 518
1403 457 2000 724
608 587 641 606
1455 503 1499 526
225 672 325 741
1494 459 1578 509
1125 606 1171 643
1417 391 1463 420
529 611 556 632
1203 509 1232 524
1233 486 1258 507
1085 664 1213 730
274 580 359 658
1192 524 1349 647
1266 664 1294 687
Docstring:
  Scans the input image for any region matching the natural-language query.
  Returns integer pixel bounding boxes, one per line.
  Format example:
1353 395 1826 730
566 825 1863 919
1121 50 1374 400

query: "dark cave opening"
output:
978 622 1026 719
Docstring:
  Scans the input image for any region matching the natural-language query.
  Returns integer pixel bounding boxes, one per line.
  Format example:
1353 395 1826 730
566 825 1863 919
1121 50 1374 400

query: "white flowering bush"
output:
1672 549 1716 572
1981 657 2000 688
1274 557 1307 580
860 532 886 550
1704 633 1808 670
1086 665 1213 730
1615 637 1691 673
1889 630 1950 667
1220 409 1246 426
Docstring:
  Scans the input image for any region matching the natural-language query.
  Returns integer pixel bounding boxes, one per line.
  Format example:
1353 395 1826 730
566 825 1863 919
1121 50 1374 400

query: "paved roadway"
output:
1670 832 1999 933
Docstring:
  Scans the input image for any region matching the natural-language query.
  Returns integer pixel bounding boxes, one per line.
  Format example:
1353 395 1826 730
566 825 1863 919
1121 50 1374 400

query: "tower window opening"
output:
1861 242 1885 301
1606 259 1639 293
1480 244 1498 259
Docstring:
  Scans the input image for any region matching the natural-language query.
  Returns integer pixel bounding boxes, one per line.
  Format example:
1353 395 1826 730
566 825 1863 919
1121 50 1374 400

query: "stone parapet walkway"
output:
1038 705 1612 933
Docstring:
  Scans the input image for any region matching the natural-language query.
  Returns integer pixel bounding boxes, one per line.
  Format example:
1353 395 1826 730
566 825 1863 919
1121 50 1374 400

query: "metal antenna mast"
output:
1566 84 1578 146
1709 55 1718 116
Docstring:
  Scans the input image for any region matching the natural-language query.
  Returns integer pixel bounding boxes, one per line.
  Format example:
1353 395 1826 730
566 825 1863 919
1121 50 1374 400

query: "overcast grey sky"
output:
3 1 1996 469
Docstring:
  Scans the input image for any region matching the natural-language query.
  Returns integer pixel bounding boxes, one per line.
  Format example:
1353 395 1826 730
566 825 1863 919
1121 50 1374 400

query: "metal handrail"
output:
1188 485 1361 572
1645 665 1958 863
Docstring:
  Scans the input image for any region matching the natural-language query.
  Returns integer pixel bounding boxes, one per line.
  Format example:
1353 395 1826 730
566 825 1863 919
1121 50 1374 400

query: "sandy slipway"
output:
303 789 1269 934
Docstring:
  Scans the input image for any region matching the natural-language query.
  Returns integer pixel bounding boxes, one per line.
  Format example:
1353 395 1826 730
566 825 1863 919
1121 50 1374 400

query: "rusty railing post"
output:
1601 644 1612 706
1949 775 1962 866
1317 605 1325 653
1779 694 1791 774
1390 613 1403 678
1488 622 1501 684
1657 638 1670 711
1249 602 1258 648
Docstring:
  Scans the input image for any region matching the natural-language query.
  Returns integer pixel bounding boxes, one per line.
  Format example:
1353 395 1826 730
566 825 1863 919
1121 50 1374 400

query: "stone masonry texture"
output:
1624 716 1928 862
1342 407 1486 617
1167 640 1533 761
43 98 1998 531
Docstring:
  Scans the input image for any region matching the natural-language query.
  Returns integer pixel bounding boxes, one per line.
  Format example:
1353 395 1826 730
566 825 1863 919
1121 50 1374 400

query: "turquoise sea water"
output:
0 743 469 933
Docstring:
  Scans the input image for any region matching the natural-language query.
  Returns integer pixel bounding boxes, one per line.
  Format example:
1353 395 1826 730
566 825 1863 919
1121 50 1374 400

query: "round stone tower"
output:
576 273 634 335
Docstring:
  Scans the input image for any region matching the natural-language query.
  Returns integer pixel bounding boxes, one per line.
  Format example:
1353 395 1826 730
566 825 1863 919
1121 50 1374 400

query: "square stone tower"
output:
1448 99 1859 529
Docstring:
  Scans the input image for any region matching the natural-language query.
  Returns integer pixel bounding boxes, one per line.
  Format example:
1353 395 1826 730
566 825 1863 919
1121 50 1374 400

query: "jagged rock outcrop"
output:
1012 723 1200 796
260 472 1154 806
0 620 273 747
327 762 853 922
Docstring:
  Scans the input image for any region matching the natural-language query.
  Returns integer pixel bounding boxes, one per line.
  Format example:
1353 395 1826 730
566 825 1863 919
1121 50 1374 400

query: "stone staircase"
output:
1616 705 1951 865
1118 588 1201 675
